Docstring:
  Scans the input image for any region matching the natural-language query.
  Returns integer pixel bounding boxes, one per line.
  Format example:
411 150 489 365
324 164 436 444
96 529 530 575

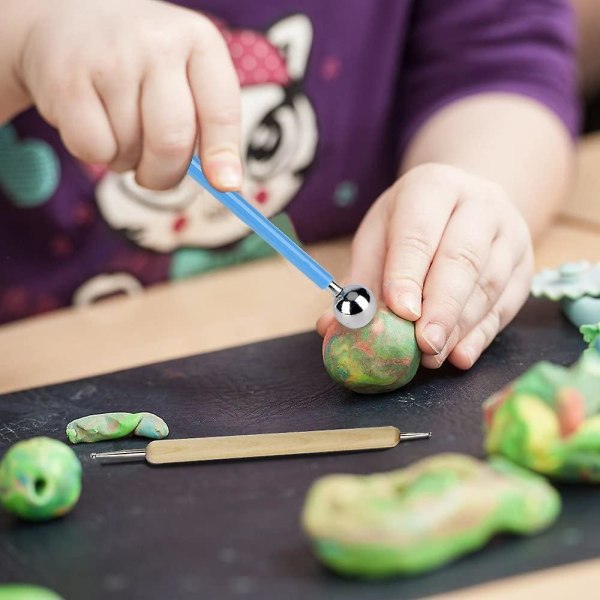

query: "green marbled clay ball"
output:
0 584 64 600
323 308 420 394
0 437 82 521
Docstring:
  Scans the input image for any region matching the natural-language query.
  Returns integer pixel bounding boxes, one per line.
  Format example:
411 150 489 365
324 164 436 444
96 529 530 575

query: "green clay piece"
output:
66 412 169 443
484 336 600 481
0 584 64 600
580 322 600 347
302 453 560 578
322 308 420 394
0 437 81 521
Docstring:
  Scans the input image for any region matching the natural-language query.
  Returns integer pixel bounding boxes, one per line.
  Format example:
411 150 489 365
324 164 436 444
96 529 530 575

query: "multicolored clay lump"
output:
0 437 81 521
66 412 169 443
484 330 600 481
302 453 559 578
322 307 420 394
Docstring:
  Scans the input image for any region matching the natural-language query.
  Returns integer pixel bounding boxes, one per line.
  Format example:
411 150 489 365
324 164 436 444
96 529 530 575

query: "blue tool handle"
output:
187 156 333 289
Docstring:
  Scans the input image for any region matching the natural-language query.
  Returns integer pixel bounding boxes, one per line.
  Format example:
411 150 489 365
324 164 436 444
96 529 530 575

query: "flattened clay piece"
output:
531 261 600 301
322 308 420 394
66 412 169 443
302 454 559 578
0 437 81 521
484 336 600 481
0 584 64 599
531 262 600 327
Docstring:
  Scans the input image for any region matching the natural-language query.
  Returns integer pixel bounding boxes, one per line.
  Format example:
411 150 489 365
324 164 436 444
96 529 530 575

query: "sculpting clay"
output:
66 412 169 443
484 333 600 481
531 261 600 327
322 308 420 394
0 585 63 600
302 453 559 578
0 437 81 521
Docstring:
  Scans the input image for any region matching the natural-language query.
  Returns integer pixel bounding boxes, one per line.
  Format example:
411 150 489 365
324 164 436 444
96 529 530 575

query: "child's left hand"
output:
317 163 534 369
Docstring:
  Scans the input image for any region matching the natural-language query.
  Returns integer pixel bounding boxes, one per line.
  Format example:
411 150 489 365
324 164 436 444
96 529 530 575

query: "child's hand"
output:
17 0 241 190
318 163 534 369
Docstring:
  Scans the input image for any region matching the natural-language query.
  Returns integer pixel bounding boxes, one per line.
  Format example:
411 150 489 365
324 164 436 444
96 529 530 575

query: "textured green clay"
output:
322 308 420 394
66 412 169 443
0 437 81 521
0 584 64 599
302 453 560 578
484 336 600 481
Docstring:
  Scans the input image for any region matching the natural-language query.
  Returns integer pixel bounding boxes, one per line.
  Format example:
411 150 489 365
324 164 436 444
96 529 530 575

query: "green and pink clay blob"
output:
66 411 169 443
323 308 420 393
484 325 600 481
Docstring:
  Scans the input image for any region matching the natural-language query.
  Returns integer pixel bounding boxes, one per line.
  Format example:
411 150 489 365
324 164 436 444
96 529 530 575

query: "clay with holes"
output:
0 437 81 520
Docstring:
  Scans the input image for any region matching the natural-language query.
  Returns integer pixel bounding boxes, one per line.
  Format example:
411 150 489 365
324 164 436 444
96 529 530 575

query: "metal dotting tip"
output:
332 284 377 329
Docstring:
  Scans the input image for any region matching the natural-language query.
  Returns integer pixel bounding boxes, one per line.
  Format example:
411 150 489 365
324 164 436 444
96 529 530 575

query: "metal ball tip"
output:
330 283 378 329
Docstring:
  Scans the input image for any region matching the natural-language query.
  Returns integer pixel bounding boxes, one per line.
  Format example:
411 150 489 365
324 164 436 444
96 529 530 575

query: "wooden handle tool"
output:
90 426 431 465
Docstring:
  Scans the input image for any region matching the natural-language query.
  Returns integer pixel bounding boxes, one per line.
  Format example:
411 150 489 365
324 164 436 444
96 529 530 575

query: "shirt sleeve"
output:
396 0 580 158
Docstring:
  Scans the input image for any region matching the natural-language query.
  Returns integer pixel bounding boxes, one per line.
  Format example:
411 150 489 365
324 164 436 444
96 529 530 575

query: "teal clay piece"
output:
561 297 600 328
0 437 81 521
0 585 64 599
66 412 169 443
484 331 600 481
322 308 420 394
531 261 600 327
302 453 560 578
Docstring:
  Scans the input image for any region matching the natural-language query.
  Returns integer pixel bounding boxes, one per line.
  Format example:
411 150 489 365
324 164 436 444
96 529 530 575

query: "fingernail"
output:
397 293 421 318
423 323 446 354
215 163 242 189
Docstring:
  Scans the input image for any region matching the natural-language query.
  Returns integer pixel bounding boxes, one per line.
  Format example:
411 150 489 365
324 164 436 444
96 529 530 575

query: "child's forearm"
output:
400 93 574 239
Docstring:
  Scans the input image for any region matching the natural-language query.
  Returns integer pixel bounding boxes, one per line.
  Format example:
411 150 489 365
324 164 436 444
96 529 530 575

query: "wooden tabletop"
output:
2 133 600 598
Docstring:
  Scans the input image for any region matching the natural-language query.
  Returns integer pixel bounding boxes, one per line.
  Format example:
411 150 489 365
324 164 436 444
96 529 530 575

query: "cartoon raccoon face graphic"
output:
95 14 318 253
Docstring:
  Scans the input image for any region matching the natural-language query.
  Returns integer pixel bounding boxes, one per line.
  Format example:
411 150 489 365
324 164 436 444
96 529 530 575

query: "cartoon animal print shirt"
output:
0 0 579 324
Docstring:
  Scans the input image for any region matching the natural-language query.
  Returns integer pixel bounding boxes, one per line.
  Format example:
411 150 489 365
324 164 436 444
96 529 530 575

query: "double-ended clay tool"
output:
187 156 376 329
90 426 431 465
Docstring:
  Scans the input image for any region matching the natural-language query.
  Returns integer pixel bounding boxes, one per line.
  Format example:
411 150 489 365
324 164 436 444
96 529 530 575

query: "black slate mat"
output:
0 299 598 600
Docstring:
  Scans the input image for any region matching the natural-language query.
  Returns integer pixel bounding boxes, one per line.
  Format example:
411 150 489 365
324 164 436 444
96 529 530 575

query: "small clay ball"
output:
0 437 82 521
323 307 420 394
0 584 64 600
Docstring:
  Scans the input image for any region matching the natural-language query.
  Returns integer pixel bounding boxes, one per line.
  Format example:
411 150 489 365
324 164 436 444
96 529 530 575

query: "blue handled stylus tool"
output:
187 156 376 329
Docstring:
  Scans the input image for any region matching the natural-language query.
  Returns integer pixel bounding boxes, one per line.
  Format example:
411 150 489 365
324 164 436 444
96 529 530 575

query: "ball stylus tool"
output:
187 156 377 328
90 427 432 465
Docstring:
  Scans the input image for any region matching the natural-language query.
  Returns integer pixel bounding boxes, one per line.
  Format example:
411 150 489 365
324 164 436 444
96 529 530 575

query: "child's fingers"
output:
381 168 458 326
414 199 498 357
348 195 388 297
57 79 117 166
447 261 532 369
94 66 143 174
188 26 242 191
420 235 520 368
316 310 335 337
136 65 197 190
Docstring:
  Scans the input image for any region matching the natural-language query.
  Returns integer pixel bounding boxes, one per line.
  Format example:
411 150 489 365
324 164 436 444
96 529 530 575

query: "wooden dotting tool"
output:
90 426 431 465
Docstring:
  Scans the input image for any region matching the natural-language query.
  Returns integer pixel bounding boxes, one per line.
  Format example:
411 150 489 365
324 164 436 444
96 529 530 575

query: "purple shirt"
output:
0 0 579 324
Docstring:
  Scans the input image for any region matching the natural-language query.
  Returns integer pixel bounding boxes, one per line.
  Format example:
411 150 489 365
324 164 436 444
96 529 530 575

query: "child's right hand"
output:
15 0 242 190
